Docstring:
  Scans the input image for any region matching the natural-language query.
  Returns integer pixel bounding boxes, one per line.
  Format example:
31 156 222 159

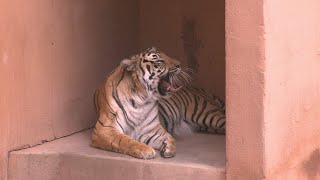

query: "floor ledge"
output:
9 129 226 180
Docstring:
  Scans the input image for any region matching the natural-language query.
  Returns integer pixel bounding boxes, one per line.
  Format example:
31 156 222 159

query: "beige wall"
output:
226 0 320 179
225 0 266 179
0 0 139 179
264 0 320 178
139 0 225 99
2 0 319 179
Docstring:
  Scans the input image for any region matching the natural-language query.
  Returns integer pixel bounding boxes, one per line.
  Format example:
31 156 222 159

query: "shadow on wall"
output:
180 1 225 99
181 17 201 71
138 0 225 98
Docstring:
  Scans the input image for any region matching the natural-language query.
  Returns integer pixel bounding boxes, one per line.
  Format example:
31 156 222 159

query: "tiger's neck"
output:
120 69 156 107
116 69 159 132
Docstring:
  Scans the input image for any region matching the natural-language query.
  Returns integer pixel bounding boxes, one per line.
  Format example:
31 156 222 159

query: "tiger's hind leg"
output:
185 107 226 135
91 114 157 159
199 111 226 135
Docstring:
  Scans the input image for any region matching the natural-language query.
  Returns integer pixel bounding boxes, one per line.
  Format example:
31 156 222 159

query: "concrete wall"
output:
264 0 320 178
226 0 320 179
139 0 225 99
2 0 319 179
0 0 139 179
225 0 266 179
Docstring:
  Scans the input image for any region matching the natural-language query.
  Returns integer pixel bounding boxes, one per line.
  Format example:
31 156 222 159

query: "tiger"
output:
91 47 182 159
91 47 226 159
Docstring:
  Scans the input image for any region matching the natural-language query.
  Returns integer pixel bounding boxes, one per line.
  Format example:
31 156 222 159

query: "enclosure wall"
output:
226 0 320 179
0 1 139 179
226 0 266 179
139 0 225 99
264 0 320 178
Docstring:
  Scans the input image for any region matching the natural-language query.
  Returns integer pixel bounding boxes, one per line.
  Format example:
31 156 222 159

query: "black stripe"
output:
143 102 158 120
181 89 192 103
210 114 218 127
153 132 165 142
162 99 178 121
149 72 155 80
98 119 113 128
146 65 151 73
196 100 207 124
191 94 199 124
116 69 125 86
176 90 189 119
160 100 176 133
171 95 182 108
115 117 125 133
119 136 124 146
93 129 97 135
143 115 158 129
209 114 218 127
201 108 220 129
172 94 182 107
112 81 135 128
171 95 183 123
130 99 136 108
170 97 181 119
138 116 158 142
145 128 161 145
219 121 226 129
105 99 116 116
105 69 116 80
159 101 174 120
158 69 166 76
140 63 145 75
215 116 225 128
158 104 169 129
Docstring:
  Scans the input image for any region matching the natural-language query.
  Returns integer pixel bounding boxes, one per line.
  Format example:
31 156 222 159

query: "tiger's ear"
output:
120 58 138 71
146 47 157 53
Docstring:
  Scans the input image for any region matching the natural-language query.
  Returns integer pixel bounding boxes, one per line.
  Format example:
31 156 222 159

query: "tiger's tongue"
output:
162 81 182 92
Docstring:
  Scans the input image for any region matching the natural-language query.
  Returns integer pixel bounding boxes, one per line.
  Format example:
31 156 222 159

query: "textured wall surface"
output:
139 0 225 99
226 0 320 179
3 0 319 179
225 0 266 179
264 0 320 178
0 0 139 179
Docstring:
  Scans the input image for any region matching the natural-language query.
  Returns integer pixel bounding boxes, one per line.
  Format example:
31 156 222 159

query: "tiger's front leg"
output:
139 124 176 158
160 135 176 158
91 115 157 159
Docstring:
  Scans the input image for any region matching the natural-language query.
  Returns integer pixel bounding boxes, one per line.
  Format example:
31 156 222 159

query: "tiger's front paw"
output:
130 144 157 159
160 137 176 158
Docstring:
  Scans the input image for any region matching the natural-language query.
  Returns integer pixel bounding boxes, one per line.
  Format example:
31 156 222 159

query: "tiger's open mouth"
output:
158 74 182 96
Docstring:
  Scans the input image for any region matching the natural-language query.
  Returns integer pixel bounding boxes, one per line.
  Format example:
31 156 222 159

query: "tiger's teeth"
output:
169 86 182 92
162 81 182 93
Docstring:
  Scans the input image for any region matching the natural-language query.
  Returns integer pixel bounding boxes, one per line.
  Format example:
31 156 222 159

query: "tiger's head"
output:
120 47 191 99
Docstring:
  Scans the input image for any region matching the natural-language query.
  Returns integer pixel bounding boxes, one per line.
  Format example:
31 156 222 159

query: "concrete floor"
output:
9 129 226 180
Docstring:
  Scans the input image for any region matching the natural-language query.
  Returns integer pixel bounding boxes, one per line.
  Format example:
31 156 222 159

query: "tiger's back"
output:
159 86 226 136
